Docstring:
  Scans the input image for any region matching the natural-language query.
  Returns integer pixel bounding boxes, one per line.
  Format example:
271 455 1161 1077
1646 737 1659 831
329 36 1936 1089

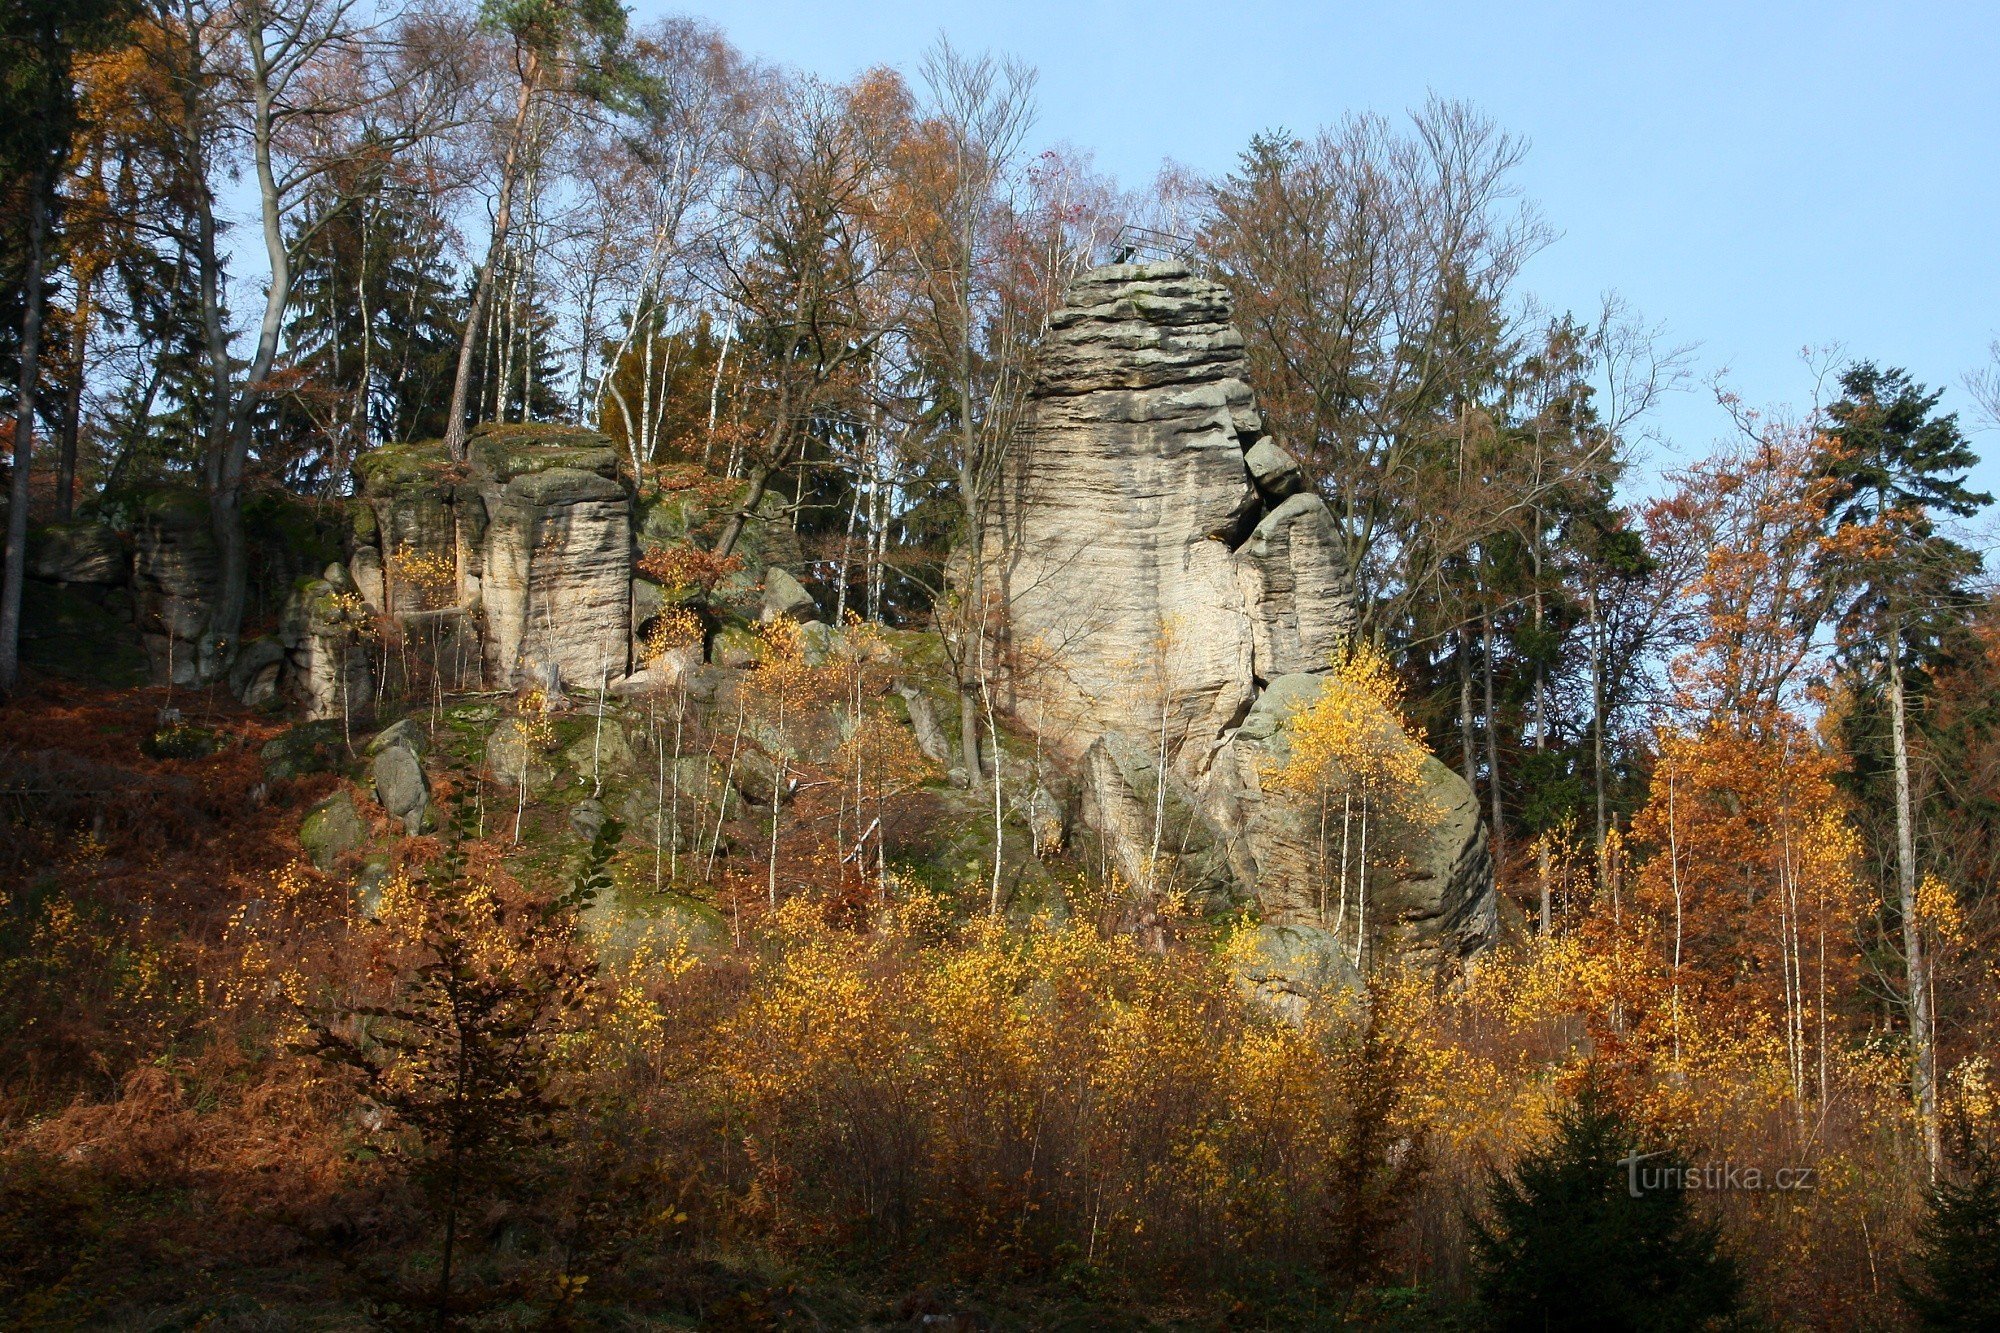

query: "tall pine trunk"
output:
1482 602 1505 875
55 265 92 520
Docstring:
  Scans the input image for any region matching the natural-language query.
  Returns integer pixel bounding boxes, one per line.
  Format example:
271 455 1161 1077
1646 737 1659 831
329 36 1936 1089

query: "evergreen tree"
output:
1817 362 1990 1167
1902 1134 2000 1331
464 247 568 428
271 169 465 487
1472 1073 1741 1332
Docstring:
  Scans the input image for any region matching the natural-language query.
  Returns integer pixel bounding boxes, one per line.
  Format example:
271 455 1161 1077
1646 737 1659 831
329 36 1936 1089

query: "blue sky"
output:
654 0 2000 495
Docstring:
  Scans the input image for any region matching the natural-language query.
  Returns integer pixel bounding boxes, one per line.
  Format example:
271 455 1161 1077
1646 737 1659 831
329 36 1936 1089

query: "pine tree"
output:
272 170 465 486
303 803 615 1321
1472 1073 1741 1332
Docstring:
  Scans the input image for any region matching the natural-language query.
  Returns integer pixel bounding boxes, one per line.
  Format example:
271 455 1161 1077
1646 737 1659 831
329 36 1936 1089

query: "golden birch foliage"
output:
1267 641 1429 806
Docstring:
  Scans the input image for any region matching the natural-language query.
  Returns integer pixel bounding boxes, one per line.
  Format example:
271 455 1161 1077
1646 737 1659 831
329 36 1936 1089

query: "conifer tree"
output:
1817 362 1989 1167
274 172 464 482
1472 1073 1741 1332
1902 1134 2000 1331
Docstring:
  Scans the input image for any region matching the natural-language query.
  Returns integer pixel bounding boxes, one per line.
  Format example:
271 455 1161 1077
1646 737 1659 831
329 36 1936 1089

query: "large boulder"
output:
758 566 817 623
1242 438 1305 500
486 717 556 795
371 740 430 835
261 720 345 781
352 430 636 693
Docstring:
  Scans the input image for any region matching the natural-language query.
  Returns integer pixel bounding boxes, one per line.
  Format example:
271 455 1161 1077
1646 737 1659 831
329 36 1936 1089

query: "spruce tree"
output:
1472 1074 1741 1332
1902 1135 2000 1331
1817 362 1990 1167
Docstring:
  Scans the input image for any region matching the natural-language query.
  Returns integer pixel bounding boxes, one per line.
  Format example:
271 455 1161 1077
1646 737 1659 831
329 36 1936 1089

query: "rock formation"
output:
989 261 1495 985
351 427 635 692
133 492 223 686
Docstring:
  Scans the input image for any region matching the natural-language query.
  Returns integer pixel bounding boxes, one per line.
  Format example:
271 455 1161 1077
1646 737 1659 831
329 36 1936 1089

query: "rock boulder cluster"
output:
986 262 1495 990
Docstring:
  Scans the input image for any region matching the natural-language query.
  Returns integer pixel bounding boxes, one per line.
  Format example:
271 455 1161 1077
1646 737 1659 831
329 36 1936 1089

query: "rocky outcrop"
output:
987 263 1268 777
133 493 222 686
349 428 635 693
31 523 126 585
471 435 632 690
278 567 375 720
1236 493 1353 683
1216 674 1495 972
988 262 1493 987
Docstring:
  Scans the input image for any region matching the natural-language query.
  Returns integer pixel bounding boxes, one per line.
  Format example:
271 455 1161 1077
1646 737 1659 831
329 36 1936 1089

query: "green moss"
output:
352 441 455 494
261 720 348 780
467 424 620 483
143 722 225 761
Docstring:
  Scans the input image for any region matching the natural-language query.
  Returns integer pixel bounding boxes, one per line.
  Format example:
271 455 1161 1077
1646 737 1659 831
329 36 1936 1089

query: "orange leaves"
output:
636 543 743 598
1629 722 1862 1053
1646 424 1840 729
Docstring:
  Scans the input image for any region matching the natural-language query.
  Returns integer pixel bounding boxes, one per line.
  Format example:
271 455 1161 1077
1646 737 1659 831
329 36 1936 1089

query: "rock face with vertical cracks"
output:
347 428 634 693
986 262 1495 992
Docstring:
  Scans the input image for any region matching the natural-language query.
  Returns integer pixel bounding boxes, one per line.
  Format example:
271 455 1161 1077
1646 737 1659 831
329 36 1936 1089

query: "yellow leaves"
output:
1266 641 1430 809
386 549 457 610
1917 872 1968 948
1950 1055 2000 1129
513 688 559 752
641 607 703 663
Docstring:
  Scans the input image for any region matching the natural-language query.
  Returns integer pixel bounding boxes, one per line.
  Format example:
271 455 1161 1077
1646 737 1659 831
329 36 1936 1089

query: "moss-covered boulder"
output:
299 790 366 871
29 522 126 585
261 719 347 781
486 718 556 795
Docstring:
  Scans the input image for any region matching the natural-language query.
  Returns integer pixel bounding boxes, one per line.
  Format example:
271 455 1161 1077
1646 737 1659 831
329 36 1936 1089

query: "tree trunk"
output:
713 460 773 560
1458 625 1477 793
0 162 52 695
1590 587 1608 881
1533 563 1548 933
55 265 93 521
1889 628 1937 1169
443 65 538 460
1482 602 1505 875
205 45 311 672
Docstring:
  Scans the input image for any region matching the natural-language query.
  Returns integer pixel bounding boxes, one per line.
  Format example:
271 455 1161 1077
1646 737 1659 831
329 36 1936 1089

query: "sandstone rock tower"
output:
990 261 1494 994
